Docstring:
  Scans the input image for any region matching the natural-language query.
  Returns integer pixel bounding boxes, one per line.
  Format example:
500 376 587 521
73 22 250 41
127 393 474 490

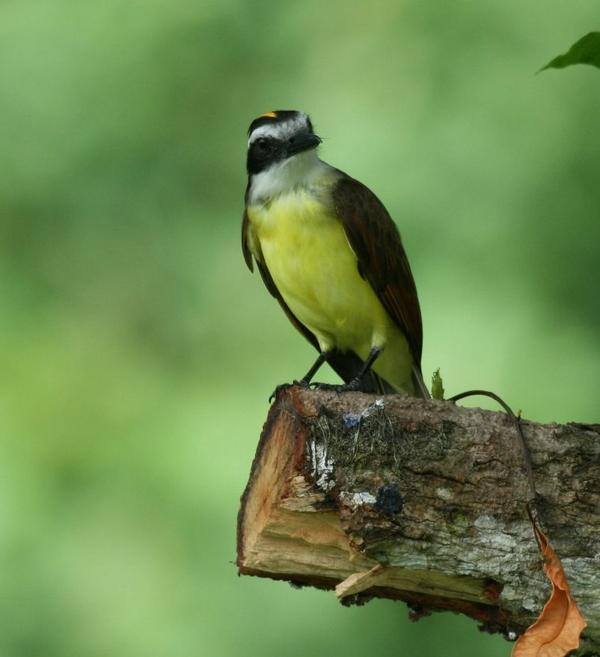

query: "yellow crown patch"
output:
259 111 277 118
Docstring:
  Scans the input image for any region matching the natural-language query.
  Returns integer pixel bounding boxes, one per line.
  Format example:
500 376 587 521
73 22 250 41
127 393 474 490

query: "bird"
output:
241 110 429 398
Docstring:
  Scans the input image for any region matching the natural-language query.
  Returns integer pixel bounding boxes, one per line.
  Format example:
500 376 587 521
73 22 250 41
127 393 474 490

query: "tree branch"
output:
237 387 600 655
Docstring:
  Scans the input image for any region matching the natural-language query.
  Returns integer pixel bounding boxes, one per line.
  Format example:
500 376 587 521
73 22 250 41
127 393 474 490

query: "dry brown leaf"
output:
512 522 587 657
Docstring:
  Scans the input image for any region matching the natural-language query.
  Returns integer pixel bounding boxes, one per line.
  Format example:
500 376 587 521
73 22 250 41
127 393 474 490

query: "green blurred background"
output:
1 1 599 656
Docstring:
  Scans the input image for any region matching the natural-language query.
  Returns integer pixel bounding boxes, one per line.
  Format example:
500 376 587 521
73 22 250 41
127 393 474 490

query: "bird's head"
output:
246 110 321 175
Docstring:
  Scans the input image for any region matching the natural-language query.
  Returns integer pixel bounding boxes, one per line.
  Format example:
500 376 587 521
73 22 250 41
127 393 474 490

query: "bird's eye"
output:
256 138 269 151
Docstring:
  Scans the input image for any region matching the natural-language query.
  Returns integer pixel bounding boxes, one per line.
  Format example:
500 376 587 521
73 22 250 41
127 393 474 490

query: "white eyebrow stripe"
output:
248 114 309 146
248 123 286 144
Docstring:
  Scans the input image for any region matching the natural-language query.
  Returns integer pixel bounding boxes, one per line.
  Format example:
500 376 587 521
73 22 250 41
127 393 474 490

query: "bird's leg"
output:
269 351 330 401
297 351 329 385
316 347 383 392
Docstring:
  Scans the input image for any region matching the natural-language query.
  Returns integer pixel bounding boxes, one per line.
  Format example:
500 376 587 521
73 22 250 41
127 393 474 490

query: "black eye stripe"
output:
247 137 282 174
252 137 274 152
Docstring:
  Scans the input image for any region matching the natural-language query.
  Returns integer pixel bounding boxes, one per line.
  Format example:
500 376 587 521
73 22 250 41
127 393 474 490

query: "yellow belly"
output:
248 191 413 391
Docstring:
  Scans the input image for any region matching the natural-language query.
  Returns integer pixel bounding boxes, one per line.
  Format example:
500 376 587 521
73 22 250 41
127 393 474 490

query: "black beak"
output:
287 133 322 156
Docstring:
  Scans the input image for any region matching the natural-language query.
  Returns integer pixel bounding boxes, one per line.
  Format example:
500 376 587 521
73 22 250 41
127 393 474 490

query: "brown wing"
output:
241 207 254 272
332 174 424 367
241 208 393 392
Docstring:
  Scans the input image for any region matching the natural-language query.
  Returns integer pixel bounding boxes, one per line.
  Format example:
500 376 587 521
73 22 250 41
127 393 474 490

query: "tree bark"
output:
237 387 600 655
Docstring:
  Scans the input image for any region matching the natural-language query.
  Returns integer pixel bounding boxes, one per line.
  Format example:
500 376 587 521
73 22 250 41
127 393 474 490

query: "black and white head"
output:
246 110 324 202
246 110 322 175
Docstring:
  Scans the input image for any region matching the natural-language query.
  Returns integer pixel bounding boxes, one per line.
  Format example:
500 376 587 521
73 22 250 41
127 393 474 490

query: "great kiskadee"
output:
242 110 428 398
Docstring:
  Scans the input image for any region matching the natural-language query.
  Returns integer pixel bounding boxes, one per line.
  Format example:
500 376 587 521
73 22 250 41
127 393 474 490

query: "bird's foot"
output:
268 379 310 402
314 377 363 393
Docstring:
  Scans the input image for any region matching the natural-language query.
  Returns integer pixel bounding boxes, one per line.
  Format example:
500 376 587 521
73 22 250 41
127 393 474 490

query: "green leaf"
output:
540 32 600 72
431 368 445 401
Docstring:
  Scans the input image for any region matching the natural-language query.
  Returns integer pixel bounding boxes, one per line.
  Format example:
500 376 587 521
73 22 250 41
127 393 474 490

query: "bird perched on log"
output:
242 110 428 398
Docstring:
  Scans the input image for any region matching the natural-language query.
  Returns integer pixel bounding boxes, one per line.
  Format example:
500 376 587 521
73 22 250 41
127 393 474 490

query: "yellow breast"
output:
247 190 391 357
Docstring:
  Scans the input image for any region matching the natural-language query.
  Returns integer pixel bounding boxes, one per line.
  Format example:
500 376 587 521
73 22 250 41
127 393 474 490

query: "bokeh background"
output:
1 1 599 656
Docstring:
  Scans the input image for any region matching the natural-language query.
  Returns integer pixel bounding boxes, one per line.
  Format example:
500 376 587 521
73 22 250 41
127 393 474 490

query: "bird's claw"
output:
292 379 311 388
313 377 363 393
268 383 289 403
312 382 338 392
269 377 364 401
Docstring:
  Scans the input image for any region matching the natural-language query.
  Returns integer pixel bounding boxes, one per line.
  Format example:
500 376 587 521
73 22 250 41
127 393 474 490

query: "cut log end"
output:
237 387 600 655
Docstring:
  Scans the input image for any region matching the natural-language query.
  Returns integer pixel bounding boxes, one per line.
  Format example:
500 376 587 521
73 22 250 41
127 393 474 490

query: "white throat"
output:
248 151 330 205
